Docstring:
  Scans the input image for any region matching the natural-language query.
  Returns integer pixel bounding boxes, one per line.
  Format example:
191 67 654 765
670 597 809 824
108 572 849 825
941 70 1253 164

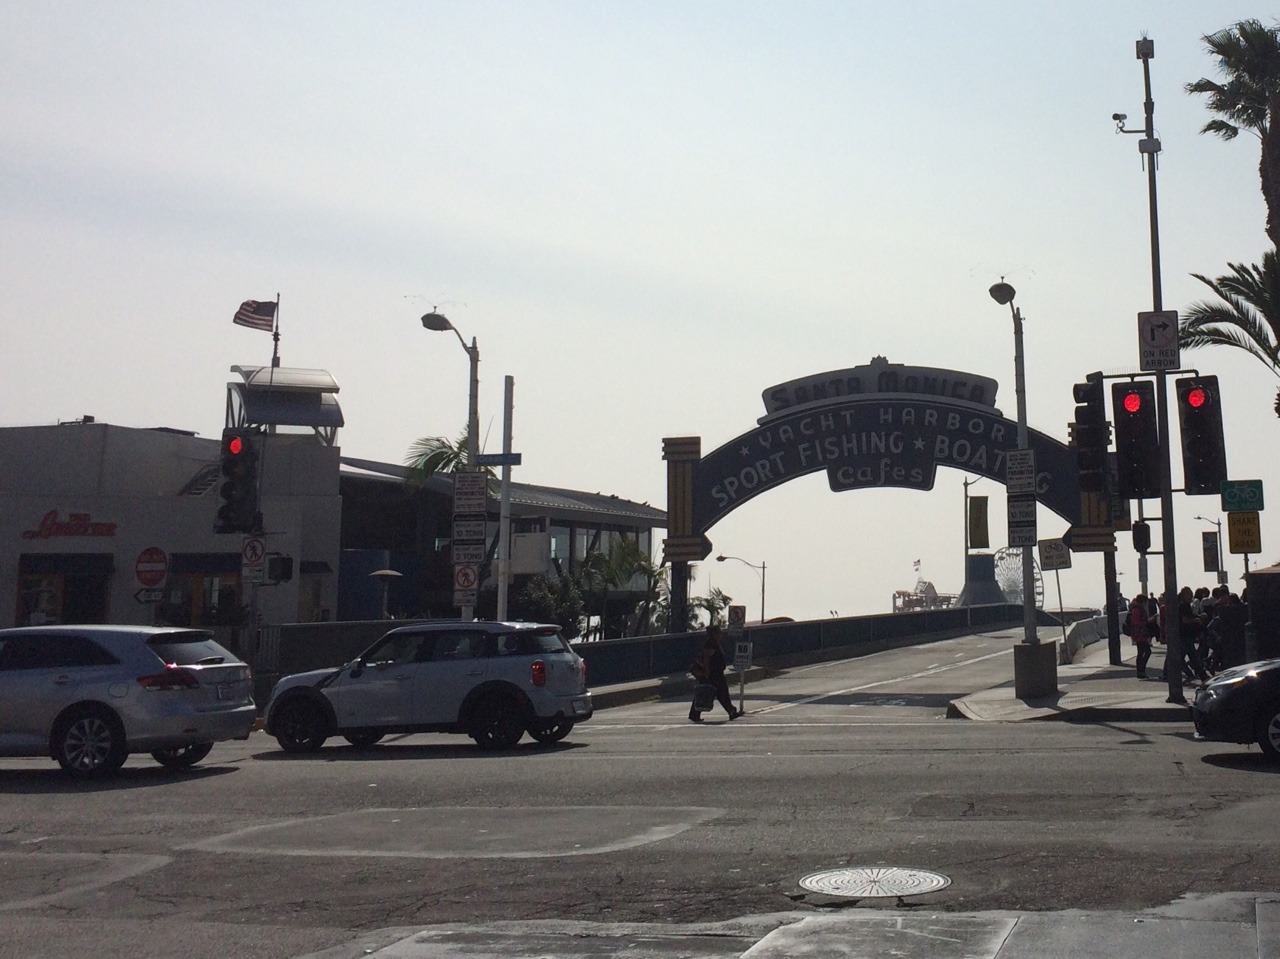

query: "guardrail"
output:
248 603 1092 708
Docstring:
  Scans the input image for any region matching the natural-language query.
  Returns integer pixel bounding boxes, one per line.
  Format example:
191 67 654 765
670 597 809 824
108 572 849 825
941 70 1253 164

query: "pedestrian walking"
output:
1176 586 1211 684
1126 593 1153 679
689 625 742 722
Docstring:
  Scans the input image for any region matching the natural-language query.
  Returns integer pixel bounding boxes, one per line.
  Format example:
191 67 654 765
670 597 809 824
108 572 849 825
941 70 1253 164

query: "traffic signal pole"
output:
1132 40 1187 706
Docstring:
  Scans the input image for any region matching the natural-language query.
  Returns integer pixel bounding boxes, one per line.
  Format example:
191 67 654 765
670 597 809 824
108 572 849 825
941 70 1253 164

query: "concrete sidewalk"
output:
306 894 1280 958
946 637 1196 723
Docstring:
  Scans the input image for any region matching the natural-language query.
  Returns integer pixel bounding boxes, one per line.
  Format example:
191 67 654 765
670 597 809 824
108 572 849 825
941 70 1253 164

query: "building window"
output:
16 574 63 626
549 525 570 564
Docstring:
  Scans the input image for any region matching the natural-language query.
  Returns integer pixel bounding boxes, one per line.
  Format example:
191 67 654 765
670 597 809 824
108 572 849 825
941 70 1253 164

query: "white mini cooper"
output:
264 621 592 752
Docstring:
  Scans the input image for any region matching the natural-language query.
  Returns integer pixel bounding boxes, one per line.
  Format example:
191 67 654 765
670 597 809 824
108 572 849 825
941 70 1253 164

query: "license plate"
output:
572 698 589 714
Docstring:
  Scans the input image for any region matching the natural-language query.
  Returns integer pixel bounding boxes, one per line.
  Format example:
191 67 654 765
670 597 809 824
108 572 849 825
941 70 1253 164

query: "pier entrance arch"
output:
662 358 1087 631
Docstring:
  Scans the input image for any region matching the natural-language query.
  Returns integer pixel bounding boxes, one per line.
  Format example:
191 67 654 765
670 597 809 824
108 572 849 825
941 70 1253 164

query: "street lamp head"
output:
421 311 454 332
715 555 727 562
988 282 1016 306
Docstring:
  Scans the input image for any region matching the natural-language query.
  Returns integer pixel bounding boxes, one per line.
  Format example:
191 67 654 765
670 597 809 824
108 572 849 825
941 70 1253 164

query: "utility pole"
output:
1126 38 1186 705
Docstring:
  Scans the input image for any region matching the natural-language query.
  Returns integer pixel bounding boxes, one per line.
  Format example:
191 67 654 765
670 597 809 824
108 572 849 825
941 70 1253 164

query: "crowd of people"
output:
1123 584 1249 683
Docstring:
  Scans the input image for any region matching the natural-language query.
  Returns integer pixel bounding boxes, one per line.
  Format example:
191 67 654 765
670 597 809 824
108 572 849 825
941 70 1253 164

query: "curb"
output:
590 665 780 710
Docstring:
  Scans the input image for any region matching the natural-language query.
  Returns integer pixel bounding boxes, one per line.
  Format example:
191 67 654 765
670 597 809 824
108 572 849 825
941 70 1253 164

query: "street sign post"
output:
475 452 522 467
241 536 265 586
134 546 168 589
725 604 750 713
452 542 486 565
452 518 487 542
733 636 752 715
453 472 488 514
1005 450 1036 495
1138 310 1179 371
452 563 479 607
452 474 489 615
1221 479 1264 513
1007 494 1037 547
1228 511 1261 555
1037 539 1071 571
1037 538 1071 647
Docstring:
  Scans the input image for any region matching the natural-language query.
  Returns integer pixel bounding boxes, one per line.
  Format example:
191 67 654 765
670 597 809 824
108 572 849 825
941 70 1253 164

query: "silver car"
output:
0 625 256 777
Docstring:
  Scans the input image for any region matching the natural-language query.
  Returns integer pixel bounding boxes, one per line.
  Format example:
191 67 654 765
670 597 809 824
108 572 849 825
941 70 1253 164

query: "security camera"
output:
1112 113 1127 122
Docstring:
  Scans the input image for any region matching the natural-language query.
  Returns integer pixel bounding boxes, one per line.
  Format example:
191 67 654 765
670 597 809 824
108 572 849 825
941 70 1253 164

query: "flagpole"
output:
270 293 281 369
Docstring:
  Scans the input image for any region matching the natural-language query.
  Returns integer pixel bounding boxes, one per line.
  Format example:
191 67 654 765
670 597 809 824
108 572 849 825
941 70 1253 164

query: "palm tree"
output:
1186 19 1280 246
403 423 493 485
1180 250 1280 414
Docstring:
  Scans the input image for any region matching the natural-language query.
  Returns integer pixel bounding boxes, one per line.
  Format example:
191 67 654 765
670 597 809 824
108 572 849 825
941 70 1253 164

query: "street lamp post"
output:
1114 38 1186 705
988 282 1057 698
716 554 766 624
1194 515 1225 583
422 311 480 620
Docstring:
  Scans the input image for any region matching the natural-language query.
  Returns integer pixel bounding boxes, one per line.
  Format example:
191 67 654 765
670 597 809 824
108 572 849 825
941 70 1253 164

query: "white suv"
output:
264 621 592 752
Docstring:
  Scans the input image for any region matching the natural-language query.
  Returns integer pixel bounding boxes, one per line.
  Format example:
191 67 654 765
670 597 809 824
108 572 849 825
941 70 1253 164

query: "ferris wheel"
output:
993 546 1045 609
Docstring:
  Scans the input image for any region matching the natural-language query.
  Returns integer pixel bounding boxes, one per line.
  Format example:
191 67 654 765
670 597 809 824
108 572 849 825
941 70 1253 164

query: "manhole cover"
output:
798 866 951 899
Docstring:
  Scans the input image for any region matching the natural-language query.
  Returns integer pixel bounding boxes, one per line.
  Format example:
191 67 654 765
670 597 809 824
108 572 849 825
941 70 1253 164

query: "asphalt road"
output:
0 630 1275 959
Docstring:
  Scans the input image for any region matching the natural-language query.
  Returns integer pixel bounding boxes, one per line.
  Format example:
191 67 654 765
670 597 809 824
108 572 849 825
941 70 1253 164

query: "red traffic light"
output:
1120 391 1143 414
227 435 244 455
1186 386 1208 409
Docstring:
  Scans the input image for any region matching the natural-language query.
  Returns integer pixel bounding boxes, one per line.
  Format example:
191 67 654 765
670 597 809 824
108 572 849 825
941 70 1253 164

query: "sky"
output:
2 1 1277 623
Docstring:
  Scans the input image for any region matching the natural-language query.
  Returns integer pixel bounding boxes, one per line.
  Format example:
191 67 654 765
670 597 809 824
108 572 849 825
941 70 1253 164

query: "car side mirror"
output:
349 661 364 678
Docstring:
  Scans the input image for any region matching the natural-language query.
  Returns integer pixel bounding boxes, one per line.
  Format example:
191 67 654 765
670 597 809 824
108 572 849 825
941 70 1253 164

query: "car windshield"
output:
148 631 238 666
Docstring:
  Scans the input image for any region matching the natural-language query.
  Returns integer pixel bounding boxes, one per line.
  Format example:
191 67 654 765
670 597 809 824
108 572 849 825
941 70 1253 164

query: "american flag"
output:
233 299 277 332
912 559 921 572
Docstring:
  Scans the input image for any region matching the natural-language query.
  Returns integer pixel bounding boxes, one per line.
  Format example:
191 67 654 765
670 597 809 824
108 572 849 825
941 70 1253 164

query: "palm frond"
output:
1180 258 1280 375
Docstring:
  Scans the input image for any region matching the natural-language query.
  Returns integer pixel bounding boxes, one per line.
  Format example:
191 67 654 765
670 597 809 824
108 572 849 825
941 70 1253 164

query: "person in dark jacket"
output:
689 625 743 722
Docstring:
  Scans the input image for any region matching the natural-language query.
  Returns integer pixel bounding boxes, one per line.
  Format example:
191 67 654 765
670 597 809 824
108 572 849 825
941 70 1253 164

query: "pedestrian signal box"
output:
1111 381 1160 499
1131 520 1151 554
1176 376 1227 495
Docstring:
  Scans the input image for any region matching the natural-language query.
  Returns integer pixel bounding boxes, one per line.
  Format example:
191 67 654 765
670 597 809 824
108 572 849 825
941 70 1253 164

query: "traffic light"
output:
215 428 261 534
1110 381 1160 499
1131 520 1151 554
1070 373 1110 493
1176 375 1227 495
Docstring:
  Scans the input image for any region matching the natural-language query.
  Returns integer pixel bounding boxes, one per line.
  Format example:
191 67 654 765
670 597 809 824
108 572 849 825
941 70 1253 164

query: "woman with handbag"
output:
689 625 743 722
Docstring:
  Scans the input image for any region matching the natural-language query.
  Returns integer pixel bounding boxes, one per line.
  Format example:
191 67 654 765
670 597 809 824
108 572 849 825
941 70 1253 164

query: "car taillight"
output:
531 660 547 688
138 666 200 690
580 659 587 684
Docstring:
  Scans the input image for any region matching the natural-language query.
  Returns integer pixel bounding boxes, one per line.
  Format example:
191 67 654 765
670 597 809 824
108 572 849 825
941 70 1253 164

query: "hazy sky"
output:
2 2 1276 621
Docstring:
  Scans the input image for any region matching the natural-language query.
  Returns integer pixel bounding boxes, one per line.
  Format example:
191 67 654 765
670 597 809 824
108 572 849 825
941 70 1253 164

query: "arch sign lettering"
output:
663 357 1082 567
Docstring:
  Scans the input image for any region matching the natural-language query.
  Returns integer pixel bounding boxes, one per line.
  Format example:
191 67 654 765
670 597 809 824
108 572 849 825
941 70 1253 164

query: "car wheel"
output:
150 743 214 769
343 731 384 749
1255 703 1280 762
527 720 574 745
468 696 526 750
53 707 128 778
273 699 329 753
